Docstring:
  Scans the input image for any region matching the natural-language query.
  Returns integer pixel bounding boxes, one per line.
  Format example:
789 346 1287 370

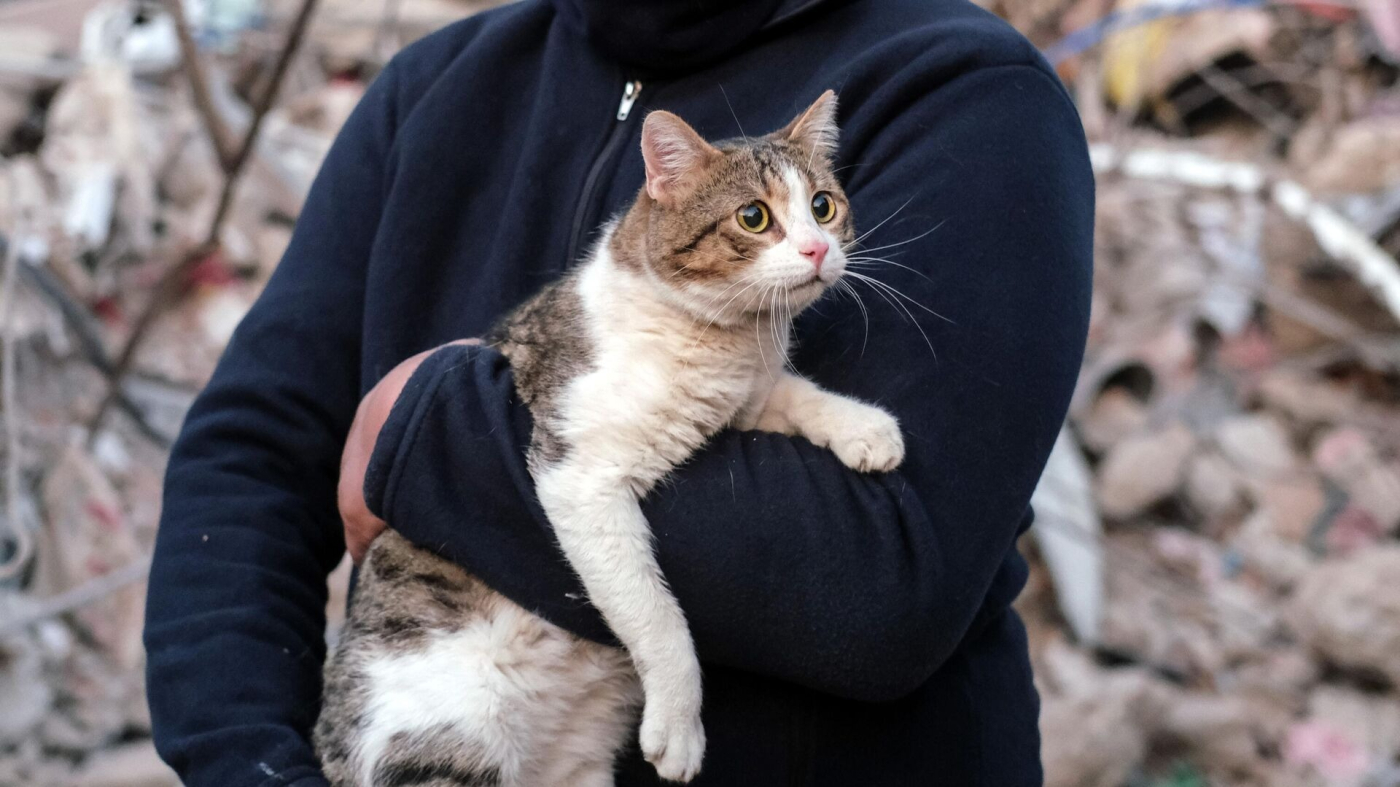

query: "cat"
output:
315 90 905 787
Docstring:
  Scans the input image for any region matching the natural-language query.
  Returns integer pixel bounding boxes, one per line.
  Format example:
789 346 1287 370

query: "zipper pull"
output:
616 80 643 121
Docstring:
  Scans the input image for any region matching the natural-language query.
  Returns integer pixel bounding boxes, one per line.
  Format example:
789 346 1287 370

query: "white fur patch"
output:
356 605 636 787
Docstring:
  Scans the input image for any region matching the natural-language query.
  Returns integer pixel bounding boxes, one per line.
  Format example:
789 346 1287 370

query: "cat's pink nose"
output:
798 237 829 270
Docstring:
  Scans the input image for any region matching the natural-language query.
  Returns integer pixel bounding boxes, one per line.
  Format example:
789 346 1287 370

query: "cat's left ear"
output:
777 90 840 159
642 111 721 207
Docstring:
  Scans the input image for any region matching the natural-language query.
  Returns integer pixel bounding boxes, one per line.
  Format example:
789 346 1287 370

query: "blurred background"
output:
1 0 1399 785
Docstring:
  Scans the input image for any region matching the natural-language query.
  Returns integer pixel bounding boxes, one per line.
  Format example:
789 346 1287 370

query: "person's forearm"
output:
146 59 401 785
148 427 339 786
367 345 1009 701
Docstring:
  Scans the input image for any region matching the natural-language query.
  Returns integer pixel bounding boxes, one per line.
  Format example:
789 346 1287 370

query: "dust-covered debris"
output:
0 0 500 780
1008 1 1400 785
1290 547 1400 687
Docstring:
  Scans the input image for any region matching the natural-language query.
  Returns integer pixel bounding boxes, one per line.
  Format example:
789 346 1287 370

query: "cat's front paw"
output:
829 405 905 473
640 708 705 783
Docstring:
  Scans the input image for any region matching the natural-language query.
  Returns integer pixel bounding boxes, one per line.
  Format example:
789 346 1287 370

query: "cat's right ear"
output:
641 111 719 207
777 90 840 161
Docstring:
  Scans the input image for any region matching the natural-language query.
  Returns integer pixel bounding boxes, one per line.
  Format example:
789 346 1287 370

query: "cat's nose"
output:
798 237 829 270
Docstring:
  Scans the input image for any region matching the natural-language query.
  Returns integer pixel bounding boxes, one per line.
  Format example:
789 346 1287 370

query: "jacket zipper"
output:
565 79 643 267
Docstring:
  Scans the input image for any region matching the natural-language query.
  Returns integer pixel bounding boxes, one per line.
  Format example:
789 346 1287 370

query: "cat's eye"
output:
811 192 836 223
737 202 770 233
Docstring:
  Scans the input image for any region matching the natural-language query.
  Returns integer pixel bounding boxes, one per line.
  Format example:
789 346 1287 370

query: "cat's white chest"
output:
562 249 779 482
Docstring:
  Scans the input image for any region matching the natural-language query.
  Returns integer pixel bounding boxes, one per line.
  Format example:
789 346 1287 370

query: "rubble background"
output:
1 0 1399 784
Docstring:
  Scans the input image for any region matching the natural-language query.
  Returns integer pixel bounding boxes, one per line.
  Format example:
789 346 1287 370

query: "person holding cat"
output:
144 0 1094 785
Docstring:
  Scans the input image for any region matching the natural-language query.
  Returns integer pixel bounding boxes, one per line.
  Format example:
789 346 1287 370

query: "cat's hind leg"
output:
525 640 640 787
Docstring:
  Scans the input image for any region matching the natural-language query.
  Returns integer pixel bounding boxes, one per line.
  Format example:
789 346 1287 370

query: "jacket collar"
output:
552 0 834 72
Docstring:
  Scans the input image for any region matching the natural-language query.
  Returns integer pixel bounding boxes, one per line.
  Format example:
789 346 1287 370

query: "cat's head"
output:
620 91 853 323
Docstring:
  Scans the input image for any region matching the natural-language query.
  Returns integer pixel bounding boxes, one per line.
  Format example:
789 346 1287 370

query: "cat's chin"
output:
785 278 833 307
734 280 830 319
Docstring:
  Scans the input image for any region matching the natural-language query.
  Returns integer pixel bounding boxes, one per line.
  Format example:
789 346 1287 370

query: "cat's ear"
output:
642 111 719 207
777 90 840 159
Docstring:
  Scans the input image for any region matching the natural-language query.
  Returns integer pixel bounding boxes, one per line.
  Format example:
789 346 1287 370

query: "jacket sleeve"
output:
367 64 1094 702
142 65 399 787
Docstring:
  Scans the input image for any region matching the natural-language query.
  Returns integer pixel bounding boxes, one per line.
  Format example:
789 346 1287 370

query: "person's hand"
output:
339 339 481 563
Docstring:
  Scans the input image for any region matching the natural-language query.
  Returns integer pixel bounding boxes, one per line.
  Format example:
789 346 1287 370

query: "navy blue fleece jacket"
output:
144 0 1094 784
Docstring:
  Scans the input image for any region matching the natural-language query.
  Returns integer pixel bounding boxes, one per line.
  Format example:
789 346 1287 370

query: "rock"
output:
158 129 221 210
1349 464 1400 536
1042 688 1151 787
1160 694 1260 775
1096 424 1196 518
1309 686 1400 765
0 85 32 144
1314 428 1379 478
1101 533 1225 677
1258 370 1356 427
1296 116 1400 194
1038 640 1280 786
1216 414 1299 481
0 626 53 744
1078 386 1150 454
195 287 255 348
1233 508 1316 589
1290 547 1400 686
1038 642 1166 787
1284 720 1370 786
1322 504 1386 556
35 446 145 668
1366 0 1400 60
1184 450 1246 519
256 221 295 279
1313 428 1400 535
1254 475 1329 544
1232 648 1320 729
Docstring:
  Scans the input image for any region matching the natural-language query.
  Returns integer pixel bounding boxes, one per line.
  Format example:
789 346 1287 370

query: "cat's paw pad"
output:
640 709 705 783
830 407 904 473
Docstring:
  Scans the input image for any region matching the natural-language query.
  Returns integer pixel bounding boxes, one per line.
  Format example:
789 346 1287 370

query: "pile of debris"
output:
998 2 1400 786
0 0 494 783
2 0 1400 785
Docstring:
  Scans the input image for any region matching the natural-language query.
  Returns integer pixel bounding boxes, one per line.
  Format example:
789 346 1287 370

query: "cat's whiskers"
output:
844 219 946 257
841 270 938 361
687 276 766 352
844 195 917 249
841 269 952 325
754 285 776 379
845 256 938 288
718 84 747 143
769 286 786 374
833 278 871 356
780 286 798 373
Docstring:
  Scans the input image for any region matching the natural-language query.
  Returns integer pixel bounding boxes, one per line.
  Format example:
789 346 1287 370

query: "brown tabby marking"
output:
488 281 593 464
315 532 500 784
613 138 854 288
